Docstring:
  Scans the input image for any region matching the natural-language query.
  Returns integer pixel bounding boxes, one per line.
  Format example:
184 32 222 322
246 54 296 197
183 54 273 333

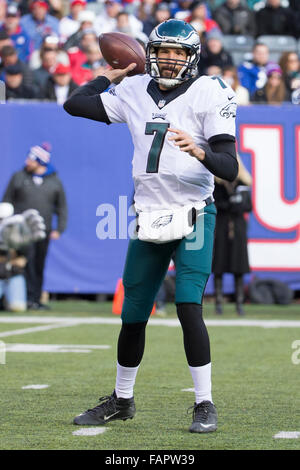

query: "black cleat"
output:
73 391 136 425
188 400 218 433
27 302 51 311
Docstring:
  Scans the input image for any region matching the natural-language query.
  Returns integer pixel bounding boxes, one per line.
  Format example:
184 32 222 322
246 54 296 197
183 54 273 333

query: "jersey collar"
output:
147 76 200 109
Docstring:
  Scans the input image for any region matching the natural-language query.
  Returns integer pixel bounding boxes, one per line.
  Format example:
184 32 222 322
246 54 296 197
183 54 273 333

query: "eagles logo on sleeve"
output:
219 102 237 119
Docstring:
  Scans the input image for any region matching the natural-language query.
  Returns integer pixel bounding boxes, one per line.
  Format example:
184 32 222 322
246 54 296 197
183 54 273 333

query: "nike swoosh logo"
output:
228 96 234 100
104 411 119 421
200 423 215 428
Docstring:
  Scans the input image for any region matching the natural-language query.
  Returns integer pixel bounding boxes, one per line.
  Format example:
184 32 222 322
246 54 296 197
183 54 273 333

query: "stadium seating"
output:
256 35 298 63
222 35 255 67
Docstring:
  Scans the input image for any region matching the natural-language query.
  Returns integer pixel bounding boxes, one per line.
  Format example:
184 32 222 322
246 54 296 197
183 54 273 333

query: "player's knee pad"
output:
119 321 148 333
121 293 155 323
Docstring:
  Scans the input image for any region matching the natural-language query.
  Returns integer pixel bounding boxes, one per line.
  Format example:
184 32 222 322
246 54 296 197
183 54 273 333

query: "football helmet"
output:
146 19 201 88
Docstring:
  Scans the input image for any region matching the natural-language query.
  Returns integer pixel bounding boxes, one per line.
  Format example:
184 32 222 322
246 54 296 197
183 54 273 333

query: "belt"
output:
190 196 215 225
204 196 214 206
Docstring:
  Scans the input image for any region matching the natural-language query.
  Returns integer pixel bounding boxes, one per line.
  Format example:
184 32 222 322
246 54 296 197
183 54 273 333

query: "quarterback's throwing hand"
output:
168 128 205 161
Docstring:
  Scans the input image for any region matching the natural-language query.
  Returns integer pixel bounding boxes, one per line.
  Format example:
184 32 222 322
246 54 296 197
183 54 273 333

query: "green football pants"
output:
121 203 216 324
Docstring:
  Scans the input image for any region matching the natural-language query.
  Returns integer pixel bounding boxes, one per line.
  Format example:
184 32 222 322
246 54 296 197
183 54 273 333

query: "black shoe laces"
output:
187 401 212 422
87 395 115 414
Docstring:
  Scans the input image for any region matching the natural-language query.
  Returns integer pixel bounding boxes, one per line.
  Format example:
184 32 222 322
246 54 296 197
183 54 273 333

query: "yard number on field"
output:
0 341 5 365
291 340 300 365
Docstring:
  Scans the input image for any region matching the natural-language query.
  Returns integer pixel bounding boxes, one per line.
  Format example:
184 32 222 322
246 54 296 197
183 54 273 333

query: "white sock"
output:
189 363 213 404
115 362 139 399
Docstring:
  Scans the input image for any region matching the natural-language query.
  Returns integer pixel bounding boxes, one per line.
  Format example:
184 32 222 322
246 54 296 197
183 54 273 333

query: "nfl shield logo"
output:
158 99 166 109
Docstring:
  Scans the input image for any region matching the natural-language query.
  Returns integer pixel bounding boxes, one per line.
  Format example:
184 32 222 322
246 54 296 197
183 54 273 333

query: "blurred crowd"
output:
1 0 300 104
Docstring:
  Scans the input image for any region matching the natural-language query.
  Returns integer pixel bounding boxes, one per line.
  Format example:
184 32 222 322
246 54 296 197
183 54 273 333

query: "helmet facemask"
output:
146 43 199 88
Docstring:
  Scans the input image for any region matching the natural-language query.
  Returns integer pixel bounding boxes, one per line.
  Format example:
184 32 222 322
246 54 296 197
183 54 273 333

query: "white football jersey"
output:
100 74 236 212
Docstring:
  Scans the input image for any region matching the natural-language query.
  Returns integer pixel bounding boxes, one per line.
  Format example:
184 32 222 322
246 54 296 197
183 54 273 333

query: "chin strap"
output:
157 77 182 88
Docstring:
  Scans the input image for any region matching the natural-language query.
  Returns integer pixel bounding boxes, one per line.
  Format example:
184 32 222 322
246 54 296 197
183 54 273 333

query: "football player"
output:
64 19 238 433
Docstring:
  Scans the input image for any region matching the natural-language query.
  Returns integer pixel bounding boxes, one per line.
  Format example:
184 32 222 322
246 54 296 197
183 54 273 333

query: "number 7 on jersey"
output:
145 122 170 173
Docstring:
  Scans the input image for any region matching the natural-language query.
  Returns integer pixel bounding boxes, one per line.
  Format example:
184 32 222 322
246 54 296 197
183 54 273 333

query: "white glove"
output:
0 209 46 249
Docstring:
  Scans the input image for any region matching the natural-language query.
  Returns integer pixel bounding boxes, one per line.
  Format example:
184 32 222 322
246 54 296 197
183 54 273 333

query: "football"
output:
98 32 146 76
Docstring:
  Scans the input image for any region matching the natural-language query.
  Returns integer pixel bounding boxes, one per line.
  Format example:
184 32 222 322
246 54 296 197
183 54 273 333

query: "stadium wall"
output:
1 102 299 294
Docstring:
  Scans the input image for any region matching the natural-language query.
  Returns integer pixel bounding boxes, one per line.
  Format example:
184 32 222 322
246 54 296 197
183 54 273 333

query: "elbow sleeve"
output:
63 94 110 123
202 137 238 182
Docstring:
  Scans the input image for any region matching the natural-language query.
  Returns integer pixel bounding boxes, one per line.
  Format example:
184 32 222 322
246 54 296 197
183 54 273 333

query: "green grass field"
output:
0 300 299 450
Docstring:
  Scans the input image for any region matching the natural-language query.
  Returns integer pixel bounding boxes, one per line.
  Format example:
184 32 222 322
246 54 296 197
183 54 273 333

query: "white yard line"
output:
0 322 81 338
0 316 300 329
273 431 300 439
203 319 300 329
72 427 108 436
22 384 49 390
6 343 111 353
0 316 122 324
